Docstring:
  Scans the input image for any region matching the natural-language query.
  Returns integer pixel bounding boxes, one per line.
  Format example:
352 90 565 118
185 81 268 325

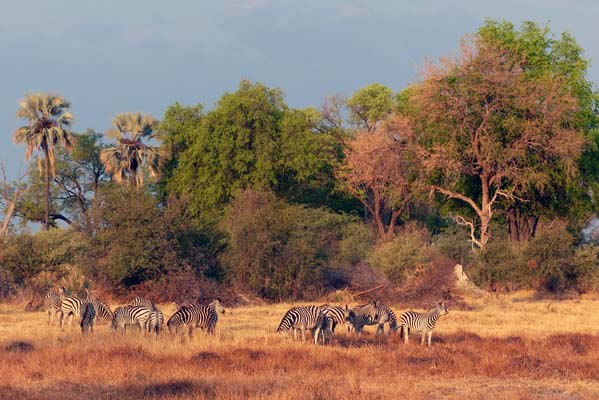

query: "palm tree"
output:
100 113 163 187
13 93 74 230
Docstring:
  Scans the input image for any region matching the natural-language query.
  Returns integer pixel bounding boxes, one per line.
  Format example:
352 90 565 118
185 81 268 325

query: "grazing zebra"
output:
44 287 65 326
60 295 84 327
167 299 225 337
319 304 350 333
399 302 449 346
130 296 157 311
80 302 96 334
111 305 152 335
348 301 397 335
147 309 164 335
90 299 113 323
276 305 330 345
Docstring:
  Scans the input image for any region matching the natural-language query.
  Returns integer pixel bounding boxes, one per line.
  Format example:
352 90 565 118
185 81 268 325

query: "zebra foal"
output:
147 309 164 335
399 302 448 346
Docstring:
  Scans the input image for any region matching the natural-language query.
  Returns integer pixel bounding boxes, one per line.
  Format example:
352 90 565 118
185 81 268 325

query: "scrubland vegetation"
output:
3 295 599 399
2 17 599 398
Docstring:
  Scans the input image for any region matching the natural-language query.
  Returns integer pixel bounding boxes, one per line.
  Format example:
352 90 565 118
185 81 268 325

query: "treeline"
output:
2 19 599 301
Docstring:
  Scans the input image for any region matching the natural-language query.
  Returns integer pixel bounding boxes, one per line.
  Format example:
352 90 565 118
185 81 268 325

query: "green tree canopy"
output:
346 83 394 132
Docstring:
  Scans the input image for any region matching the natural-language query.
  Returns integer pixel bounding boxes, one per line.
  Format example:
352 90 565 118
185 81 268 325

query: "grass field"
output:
2 292 599 399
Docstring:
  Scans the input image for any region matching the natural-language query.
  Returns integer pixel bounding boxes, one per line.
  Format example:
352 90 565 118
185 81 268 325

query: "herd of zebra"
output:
44 287 449 346
44 287 225 337
277 301 449 346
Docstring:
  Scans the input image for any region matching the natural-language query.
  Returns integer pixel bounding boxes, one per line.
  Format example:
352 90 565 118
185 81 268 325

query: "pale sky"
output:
2 0 598 177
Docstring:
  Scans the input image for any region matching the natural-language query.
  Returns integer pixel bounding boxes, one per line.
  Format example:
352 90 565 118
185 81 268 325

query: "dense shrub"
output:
220 189 354 300
368 225 431 283
93 185 180 291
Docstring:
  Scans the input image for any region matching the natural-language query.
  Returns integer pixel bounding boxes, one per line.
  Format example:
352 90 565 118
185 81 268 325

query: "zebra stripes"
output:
80 302 96 334
147 310 164 335
91 300 113 322
167 299 225 337
348 301 397 335
111 305 152 335
60 296 84 327
319 304 350 333
130 296 157 311
44 288 64 326
276 305 330 344
399 302 448 346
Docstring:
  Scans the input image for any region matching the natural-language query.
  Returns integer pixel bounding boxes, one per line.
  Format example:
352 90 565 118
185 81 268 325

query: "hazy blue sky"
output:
2 0 598 177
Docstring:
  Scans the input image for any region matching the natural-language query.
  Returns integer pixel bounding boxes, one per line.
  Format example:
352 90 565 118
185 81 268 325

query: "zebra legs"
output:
427 331 432 346
402 326 409 344
376 324 385 335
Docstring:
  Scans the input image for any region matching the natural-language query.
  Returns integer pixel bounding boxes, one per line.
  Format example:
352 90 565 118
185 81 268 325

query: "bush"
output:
335 222 374 266
220 189 353 300
93 185 180 291
433 226 476 266
368 225 431 283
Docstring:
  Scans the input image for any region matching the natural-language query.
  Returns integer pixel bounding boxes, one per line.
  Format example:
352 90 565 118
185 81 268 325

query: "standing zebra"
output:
319 304 350 333
167 299 225 337
348 301 397 335
44 287 65 326
147 309 164 335
80 301 96 334
111 305 152 335
90 299 113 323
60 295 84 327
399 302 449 346
130 296 157 310
276 305 330 345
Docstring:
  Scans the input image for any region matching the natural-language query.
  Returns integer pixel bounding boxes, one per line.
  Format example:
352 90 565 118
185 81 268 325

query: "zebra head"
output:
209 299 225 314
438 302 449 315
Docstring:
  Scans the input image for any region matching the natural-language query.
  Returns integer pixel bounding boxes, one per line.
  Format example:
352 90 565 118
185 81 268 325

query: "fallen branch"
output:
353 284 386 298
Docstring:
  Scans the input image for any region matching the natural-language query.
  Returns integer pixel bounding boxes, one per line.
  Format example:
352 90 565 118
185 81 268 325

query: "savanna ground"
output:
2 293 599 399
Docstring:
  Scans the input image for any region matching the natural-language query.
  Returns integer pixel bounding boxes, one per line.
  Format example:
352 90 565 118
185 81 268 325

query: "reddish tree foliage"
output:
407 39 584 248
338 117 418 241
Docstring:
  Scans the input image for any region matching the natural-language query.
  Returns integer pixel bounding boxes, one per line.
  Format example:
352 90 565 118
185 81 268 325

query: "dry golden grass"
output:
1 293 599 399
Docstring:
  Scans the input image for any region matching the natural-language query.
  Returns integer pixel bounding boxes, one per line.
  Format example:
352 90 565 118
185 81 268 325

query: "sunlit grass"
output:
1 293 599 399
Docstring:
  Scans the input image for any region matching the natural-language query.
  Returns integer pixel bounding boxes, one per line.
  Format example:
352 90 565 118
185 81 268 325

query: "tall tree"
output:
13 93 74 230
478 20 599 242
338 116 417 241
407 38 584 248
346 83 394 133
168 80 339 216
100 113 163 188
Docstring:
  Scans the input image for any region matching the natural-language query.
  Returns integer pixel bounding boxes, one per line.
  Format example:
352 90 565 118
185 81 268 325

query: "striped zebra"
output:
44 287 65 326
90 299 113 323
399 302 449 346
167 299 225 337
130 296 157 311
276 305 330 345
319 304 350 333
111 305 152 335
60 295 84 327
348 301 397 335
147 309 164 335
80 302 96 334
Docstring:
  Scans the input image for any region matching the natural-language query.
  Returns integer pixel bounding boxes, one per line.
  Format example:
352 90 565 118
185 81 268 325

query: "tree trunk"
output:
479 212 491 248
506 207 538 243
44 150 50 231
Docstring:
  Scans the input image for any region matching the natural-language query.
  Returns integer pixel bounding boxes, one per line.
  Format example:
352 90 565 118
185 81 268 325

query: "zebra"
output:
348 301 397 335
90 299 113 323
167 299 225 337
147 309 164 335
399 302 449 346
80 301 96 334
60 295 84 327
111 305 152 335
44 287 65 326
318 304 351 342
276 305 330 345
130 296 157 310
